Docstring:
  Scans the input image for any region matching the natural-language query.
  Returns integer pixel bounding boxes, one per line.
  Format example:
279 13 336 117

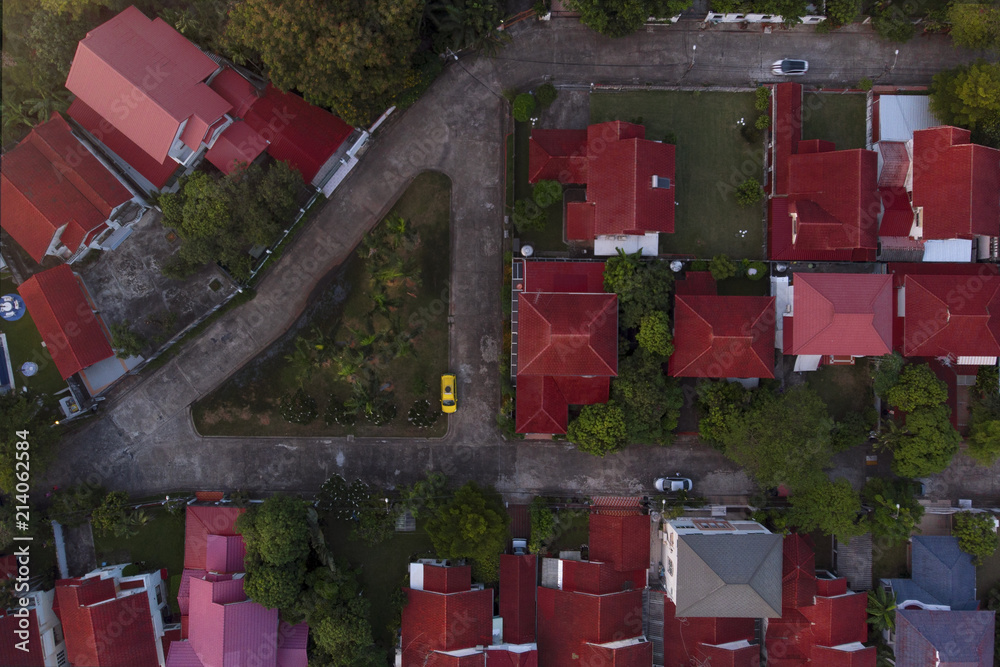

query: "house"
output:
769 83 879 262
661 599 758 667
0 588 68 667
166 504 309 667
783 272 893 371
65 6 364 194
54 564 176 667
499 554 537 645
513 260 617 435
16 264 141 394
764 534 875 667
883 536 979 611
669 272 776 378
661 516 782 618
893 609 994 667
1 112 145 264
900 274 1000 362
528 121 675 255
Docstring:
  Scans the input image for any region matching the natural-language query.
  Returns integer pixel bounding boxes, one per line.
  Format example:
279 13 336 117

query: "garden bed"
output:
192 171 451 438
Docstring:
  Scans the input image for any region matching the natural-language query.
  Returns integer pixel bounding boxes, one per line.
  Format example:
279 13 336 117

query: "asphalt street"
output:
45 18 1000 503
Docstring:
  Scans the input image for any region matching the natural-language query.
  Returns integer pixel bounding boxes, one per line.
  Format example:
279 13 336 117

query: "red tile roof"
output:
879 187 914 238
698 643 760 667
566 201 596 241
486 648 538 666
0 609 43 666
66 6 231 163
520 260 607 294
675 271 718 296
500 555 537 644
514 375 611 434
772 83 802 196
766 609 812 665
588 513 649 572
528 129 589 183
423 563 473 594
208 68 260 118
56 577 160 667
401 588 493 667
243 85 353 184
517 292 617 376
797 139 836 154
579 639 653 666
67 98 180 189
902 274 1000 358
788 273 893 356
536 587 645 667
878 141 910 189
769 197 859 262
782 534 816 610
426 652 486 666
815 577 847 597
662 597 756 667
802 591 868 647
810 645 876 667
183 506 245 570
912 126 1000 240
669 295 776 378
561 559 646 595
204 121 267 175
0 554 16 579
1 113 130 262
17 265 114 379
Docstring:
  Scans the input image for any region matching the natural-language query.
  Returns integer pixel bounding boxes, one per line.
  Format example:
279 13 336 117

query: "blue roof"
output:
885 578 941 606
895 609 995 666
910 536 978 610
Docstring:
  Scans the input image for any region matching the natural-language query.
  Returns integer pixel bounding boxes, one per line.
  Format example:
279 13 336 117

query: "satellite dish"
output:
521 245 534 257
670 261 683 272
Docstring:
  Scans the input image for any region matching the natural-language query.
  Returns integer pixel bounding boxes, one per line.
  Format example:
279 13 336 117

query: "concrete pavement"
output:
46 19 998 501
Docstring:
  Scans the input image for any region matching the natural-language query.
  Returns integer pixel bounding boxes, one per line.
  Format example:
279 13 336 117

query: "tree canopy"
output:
930 61 1000 147
567 401 629 456
787 478 867 542
862 477 924 546
952 511 999 565
610 352 683 445
636 311 675 357
882 405 961 478
603 251 674 330
885 363 948 412
566 0 693 37
870 352 905 398
424 482 509 582
0 392 58 495
238 495 312 609
947 3 1000 51
968 366 1000 465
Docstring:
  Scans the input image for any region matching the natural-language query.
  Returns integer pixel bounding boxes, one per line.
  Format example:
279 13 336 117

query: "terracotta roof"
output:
514 375 611 434
536 587 645 667
401 588 493 667
520 260 606 294
561 559 646 595
765 608 812 665
878 141 910 189
788 273 893 356
669 295 776 378
17 265 114 379
697 643 760 667
912 126 1000 240
772 83 802 196
902 274 1000 358
810 645 876 666
566 201 596 241
423 563 473 594
878 186 914 237
527 129 589 183
815 577 847 597
588 513 650 572
67 98 180 189
770 197 858 262
56 577 160 667
183 505 245 570
500 555 537 644
203 121 267 175
802 591 868 647
781 533 816 610
207 68 259 118
662 597 756 667
1 113 130 262
66 6 231 163
517 292 617 376
0 609 43 666
194 491 225 502
894 609 995 667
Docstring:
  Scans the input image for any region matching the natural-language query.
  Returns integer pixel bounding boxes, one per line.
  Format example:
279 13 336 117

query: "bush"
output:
532 179 563 208
755 114 771 130
528 497 556 554
512 199 547 232
324 400 357 427
735 178 763 207
825 0 860 26
709 254 738 281
872 7 916 43
535 82 557 107
662 130 678 145
365 399 397 426
110 320 146 359
280 389 318 425
754 86 770 112
745 260 768 280
858 77 874 91
690 260 709 271
952 511 999 565
407 399 439 428
513 93 536 122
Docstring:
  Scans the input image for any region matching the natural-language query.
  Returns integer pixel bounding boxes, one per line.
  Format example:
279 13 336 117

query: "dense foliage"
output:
568 402 630 456
567 0 693 36
787 478 867 542
952 511 999 565
885 364 948 412
424 482 509 582
528 496 556 554
862 477 924 546
947 3 1000 50
0 392 58 495
603 250 674 330
968 366 1000 465
930 61 1000 148
881 405 961 478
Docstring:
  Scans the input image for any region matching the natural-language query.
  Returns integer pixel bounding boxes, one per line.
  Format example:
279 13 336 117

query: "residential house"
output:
0 587 68 667
17 264 140 395
899 273 1000 363
499 554 537 645
883 536 979 611
513 260 617 435
769 82 879 262
669 271 776 378
1 112 146 264
166 503 309 667
661 516 782 618
661 599 759 667
528 121 675 256
54 563 176 667
782 272 893 372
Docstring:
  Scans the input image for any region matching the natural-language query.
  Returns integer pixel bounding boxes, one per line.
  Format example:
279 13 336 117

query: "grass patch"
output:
322 516 434 650
805 361 873 421
192 171 451 438
717 276 769 296
0 275 68 396
590 91 763 259
872 540 908 580
505 132 515 211
92 507 186 615
510 121 565 252
548 509 589 553
802 92 867 151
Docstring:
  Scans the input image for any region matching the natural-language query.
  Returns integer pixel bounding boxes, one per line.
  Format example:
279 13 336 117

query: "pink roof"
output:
205 534 247 574
589 513 649 572
66 6 231 163
184 506 245 570
878 141 910 189
902 274 1000 358
1 112 131 262
528 129 589 183
912 126 1000 240
788 273 892 356
401 588 493 666
186 575 278 667
669 295 776 378
516 292 617 376
17 265 114 379
204 121 267 174
276 622 309 667
500 555 537 644
772 83 802 196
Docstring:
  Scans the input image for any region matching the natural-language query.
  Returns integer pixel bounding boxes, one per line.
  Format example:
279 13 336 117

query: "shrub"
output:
512 199 547 232
513 93 536 122
690 260 709 271
535 82 557 107
407 399 439 428
858 76 874 91
873 7 916 43
532 179 563 208
953 511 999 565
735 178 763 207
280 389 318 425
745 260 768 280
709 254 737 281
755 114 771 130
110 320 146 359
365 400 397 426
662 130 678 145
740 122 762 144
324 399 357 426
754 86 770 112
528 497 556 554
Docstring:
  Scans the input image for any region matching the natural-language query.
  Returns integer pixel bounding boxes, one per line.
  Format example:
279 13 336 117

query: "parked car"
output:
440 374 457 413
771 59 809 75
512 538 528 556
655 476 693 493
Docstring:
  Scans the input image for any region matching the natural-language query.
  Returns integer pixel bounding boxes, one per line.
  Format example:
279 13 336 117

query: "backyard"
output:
510 120 566 252
590 90 764 259
192 172 451 438
801 92 867 151
0 275 67 397
805 361 874 421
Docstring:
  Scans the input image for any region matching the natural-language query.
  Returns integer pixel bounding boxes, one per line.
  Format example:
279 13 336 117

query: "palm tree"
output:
284 337 316 386
867 587 897 634
386 214 410 249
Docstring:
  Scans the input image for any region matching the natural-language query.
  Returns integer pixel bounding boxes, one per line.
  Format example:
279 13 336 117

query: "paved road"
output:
46 19 999 501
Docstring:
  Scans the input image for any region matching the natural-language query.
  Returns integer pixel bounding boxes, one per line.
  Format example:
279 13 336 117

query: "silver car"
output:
654 476 693 493
772 59 809 75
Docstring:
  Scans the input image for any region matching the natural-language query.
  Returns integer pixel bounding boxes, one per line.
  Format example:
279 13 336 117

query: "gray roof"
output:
674 532 782 618
910 536 978 610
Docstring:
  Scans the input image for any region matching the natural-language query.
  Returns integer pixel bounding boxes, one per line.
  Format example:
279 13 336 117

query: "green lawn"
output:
590 91 764 259
511 121 566 252
805 361 874 421
92 507 186 614
717 275 769 296
0 275 68 396
802 92 867 151
548 509 589 553
193 172 451 438
322 516 435 650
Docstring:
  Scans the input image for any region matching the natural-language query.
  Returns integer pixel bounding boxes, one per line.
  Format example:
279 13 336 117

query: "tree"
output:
603 251 674 330
238 495 311 566
787 478 867 542
313 606 376 666
636 311 674 357
930 62 1000 139
109 320 146 358
91 491 146 538
424 482 509 582
885 364 948 412
566 0 693 37
867 586 897 633
871 352 905 398
38 0 112 19
863 477 924 546
825 0 860 25
831 408 877 452
872 4 916 43
947 3 1000 50
611 351 684 445
242 559 306 610
225 0 425 126
26 9 92 78
398 471 448 519
512 199 547 232
513 93 536 122
528 496 556 554
532 179 563 208
425 0 509 54
735 178 763 207
882 405 961 478
952 511 999 565
567 402 629 456
696 379 751 448
709 254 737 281
48 484 106 527
535 82 558 107
0 392 58 495
968 365 1000 465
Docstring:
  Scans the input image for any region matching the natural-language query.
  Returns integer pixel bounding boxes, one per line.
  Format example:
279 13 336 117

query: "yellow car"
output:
441 374 457 413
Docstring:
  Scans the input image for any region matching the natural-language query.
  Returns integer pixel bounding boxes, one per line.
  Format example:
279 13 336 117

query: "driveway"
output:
45 20 997 502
